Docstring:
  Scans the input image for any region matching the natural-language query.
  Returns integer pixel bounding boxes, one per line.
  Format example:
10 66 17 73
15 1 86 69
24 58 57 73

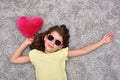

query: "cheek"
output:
44 36 49 43
44 38 49 47
44 36 47 41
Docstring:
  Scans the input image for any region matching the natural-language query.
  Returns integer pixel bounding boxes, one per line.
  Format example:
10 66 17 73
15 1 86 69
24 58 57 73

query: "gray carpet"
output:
0 0 120 80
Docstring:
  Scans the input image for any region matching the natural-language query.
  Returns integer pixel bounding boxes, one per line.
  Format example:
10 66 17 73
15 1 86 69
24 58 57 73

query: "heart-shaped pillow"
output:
17 16 43 38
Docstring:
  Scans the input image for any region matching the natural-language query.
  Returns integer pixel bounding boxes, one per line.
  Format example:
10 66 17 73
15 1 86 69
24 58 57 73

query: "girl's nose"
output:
51 40 55 45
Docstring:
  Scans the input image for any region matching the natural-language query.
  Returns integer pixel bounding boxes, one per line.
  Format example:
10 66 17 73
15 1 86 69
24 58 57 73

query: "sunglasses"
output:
47 34 63 46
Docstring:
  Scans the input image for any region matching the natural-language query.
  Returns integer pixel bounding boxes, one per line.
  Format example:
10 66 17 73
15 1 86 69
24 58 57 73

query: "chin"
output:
46 47 58 53
45 43 59 53
45 47 54 53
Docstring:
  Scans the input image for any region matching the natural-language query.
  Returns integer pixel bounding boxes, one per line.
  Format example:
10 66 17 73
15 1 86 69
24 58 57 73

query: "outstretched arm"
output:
68 33 114 57
10 38 33 64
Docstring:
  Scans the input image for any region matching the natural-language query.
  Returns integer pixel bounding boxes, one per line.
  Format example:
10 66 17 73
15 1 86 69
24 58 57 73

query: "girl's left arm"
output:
68 33 114 57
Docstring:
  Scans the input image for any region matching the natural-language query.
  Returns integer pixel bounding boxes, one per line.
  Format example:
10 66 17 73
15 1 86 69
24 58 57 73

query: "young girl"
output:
10 25 114 80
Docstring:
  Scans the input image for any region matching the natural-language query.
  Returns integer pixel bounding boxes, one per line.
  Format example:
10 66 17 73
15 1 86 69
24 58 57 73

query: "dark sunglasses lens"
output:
48 35 54 41
55 40 61 46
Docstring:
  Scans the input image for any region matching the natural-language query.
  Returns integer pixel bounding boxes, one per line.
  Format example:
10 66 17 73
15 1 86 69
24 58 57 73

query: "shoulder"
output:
29 49 43 63
29 49 43 56
29 49 37 55
57 47 69 57
58 47 68 52
29 49 38 53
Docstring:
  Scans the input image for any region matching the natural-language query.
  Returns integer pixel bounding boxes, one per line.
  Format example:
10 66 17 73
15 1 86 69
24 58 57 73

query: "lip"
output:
48 44 54 48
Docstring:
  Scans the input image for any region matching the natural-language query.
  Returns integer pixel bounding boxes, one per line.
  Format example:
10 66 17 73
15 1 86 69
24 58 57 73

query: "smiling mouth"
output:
48 44 54 48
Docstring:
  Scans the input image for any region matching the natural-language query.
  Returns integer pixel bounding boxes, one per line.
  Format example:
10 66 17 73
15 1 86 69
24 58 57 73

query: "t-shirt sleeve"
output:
60 47 69 60
29 49 38 65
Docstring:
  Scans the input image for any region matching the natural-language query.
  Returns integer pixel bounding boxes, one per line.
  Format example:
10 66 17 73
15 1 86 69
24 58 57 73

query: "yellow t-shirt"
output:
29 47 68 80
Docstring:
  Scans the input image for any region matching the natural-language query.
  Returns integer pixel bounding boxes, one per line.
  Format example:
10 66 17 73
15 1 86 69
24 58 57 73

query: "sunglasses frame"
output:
47 34 63 46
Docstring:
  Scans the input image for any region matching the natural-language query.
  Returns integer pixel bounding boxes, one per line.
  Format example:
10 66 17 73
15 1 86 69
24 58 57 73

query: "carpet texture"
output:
0 0 120 80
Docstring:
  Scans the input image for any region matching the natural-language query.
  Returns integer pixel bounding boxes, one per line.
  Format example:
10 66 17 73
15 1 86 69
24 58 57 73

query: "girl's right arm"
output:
10 38 33 64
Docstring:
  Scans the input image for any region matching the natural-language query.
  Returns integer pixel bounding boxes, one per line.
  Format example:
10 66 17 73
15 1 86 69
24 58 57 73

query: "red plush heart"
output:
17 16 43 38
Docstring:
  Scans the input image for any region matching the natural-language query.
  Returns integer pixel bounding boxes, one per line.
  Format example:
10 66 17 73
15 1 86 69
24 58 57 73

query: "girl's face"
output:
44 31 63 53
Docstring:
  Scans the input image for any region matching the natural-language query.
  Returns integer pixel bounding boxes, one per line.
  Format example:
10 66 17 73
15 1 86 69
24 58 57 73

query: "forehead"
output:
50 31 63 41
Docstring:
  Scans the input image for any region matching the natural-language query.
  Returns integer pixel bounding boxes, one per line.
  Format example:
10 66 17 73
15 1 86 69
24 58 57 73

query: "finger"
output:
106 33 114 38
108 34 114 41
109 33 114 38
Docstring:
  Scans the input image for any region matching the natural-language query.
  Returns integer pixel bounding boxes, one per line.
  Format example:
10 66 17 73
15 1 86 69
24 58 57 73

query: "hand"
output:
101 33 114 44
23 38 34 46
